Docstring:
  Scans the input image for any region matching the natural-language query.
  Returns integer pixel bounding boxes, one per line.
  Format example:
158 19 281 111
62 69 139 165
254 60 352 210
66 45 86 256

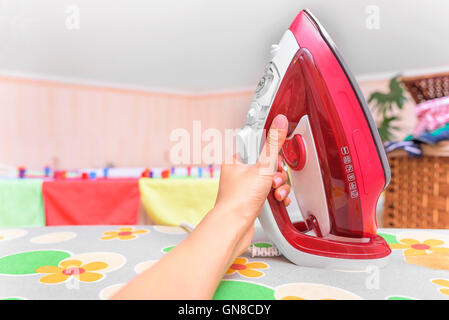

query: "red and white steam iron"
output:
236 9 391 269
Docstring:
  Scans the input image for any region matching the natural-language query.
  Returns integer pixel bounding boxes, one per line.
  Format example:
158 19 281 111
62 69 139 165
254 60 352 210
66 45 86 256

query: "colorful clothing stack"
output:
385 97 449 156
414 96 449 136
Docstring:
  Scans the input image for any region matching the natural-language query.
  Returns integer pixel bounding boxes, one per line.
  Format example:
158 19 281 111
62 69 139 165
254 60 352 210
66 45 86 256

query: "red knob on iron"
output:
281 134 306 171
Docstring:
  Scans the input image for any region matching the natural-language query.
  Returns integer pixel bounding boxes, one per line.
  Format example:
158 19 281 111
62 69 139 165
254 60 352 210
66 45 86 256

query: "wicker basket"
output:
382 72 449 228
400 71 449 104
384 151 449 228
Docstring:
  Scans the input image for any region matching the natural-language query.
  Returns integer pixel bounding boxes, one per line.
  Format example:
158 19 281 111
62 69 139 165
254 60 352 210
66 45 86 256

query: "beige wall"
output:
0 75 416 169
357 78 417 140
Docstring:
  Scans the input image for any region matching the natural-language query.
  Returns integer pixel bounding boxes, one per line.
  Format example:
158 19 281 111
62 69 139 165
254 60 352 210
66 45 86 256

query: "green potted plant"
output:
368 75 407 142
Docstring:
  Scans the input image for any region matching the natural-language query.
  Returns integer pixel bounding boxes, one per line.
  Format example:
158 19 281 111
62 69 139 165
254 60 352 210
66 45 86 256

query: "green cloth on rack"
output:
0 179 45 227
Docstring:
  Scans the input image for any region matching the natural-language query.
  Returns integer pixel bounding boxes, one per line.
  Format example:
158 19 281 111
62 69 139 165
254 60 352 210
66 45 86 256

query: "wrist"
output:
209 203 255 239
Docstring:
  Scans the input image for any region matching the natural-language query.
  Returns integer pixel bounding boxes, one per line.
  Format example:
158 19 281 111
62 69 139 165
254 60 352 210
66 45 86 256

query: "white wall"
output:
0 0 448 91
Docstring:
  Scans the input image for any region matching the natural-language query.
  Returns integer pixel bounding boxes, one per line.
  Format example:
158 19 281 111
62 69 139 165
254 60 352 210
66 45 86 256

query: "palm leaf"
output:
368 75 407 142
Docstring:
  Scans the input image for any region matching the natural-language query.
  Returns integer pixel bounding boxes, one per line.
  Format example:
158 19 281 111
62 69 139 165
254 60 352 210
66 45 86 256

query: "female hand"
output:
112 114 291 300
213 114 291 257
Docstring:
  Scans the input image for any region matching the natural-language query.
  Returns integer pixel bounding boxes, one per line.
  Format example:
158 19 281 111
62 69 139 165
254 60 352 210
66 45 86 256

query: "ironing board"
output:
0 225 448 300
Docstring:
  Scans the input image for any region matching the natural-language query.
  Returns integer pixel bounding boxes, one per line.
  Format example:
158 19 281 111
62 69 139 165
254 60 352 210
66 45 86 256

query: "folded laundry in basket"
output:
413 96 449 136
384 140 422 157
415 129 449 144
404 123 449 144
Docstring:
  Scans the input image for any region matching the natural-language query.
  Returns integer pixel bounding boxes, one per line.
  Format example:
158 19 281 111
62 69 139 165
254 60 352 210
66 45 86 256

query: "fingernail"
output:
274 115 287 129
274 176 282 187
279 189 287 199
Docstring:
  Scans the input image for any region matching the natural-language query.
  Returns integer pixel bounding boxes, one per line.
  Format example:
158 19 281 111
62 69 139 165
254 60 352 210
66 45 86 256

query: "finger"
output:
272 173 283 188
279 170 288 184
272 170 288 188
258 114 288 174
274 184 290 201
277 154 284 172
283 197 291 207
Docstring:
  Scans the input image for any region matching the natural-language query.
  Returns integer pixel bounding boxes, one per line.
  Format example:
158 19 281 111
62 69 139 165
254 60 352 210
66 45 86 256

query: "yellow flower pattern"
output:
101 227 148 240
36 259 108 284
432 279 449 296
390 238 449 256
225 257 268 278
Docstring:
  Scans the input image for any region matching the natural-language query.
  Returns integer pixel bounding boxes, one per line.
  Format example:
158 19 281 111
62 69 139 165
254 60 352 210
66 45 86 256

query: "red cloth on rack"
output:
42 178 140 225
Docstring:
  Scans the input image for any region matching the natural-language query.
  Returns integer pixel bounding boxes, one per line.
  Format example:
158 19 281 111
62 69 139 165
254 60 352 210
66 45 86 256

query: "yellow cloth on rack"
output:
139 178 219 226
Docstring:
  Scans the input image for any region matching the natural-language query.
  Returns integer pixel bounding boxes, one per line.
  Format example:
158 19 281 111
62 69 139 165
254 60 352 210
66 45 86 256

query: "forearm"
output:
111 114 288 300
111 205 248 300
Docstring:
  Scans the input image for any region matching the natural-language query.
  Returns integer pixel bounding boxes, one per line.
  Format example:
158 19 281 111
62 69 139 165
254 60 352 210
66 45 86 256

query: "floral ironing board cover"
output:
0 226 448 300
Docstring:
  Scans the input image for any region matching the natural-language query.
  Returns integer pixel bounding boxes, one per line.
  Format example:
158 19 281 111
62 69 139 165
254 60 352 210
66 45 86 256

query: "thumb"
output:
257 114 288 174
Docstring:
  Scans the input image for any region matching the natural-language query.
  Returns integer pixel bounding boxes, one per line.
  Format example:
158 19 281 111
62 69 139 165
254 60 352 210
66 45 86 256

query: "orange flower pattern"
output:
36 259 108 284
225 257 268 278
101 227 148 240
390 238 449 256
